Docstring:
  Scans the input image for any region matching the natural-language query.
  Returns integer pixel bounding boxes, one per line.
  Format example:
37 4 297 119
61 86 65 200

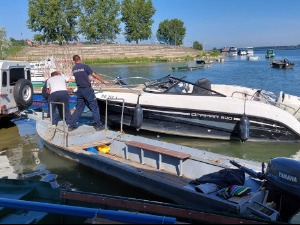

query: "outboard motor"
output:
264 157 300 222
231 157 300 222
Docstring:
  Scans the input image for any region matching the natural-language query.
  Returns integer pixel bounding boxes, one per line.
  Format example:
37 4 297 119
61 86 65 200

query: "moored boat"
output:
0 178 177 224
30 56 75 89
265 49 275 59
247 56 259 61
195 59 213 64
238 48 247 56
246 47 254 56
228 47 238 56
26 110 300 224
270 58 294 69
95 75 300 143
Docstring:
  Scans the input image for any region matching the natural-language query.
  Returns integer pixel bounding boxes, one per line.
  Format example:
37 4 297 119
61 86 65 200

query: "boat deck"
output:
27 112 268 220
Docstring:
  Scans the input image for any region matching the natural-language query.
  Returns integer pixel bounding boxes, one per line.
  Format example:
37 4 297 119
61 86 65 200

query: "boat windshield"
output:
143 76 226 96
144 76 179 93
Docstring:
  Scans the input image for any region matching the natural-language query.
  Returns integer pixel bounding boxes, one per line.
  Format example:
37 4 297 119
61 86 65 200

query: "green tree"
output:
78 0 121 43
121 0 156 44
193 41 203 50
9 38 26 46
157 19 186 46
33 34 45 44
27 0 80 45
0 27 10 59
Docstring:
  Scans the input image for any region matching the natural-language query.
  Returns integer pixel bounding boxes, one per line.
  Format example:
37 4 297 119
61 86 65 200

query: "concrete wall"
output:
9 44 202 61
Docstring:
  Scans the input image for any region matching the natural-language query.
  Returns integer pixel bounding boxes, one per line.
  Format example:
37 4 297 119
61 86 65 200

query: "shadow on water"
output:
0 116 173 203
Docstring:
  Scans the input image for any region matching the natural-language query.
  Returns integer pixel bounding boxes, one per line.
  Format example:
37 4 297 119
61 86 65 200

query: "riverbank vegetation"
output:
83 51 221 65
84 56 195 65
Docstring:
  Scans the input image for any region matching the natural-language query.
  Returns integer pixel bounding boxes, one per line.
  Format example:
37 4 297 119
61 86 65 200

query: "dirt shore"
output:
9 44 203 62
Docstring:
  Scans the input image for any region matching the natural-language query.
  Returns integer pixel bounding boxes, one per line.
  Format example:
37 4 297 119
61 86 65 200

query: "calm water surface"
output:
1 49 300 222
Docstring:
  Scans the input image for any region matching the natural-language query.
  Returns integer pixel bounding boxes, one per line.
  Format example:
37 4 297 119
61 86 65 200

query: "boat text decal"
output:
191 113 239 121
100 94 118 99
279 172 297 183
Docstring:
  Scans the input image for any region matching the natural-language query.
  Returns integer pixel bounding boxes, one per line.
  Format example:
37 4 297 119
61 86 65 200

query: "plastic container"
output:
86 147 98 154
97 145 110 154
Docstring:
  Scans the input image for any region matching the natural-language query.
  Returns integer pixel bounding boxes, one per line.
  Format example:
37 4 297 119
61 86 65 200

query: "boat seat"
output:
191 78 212 95
125 141 191 176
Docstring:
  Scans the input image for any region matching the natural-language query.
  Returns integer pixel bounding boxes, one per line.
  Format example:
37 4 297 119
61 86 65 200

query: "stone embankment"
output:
9 44 203 62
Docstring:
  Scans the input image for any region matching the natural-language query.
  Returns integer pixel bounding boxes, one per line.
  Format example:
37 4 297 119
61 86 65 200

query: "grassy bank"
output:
83 52 222 65
83 56 196 65
7 44 222 64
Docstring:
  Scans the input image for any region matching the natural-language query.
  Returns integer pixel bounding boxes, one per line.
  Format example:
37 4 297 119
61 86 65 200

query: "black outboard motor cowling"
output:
265 157 300 222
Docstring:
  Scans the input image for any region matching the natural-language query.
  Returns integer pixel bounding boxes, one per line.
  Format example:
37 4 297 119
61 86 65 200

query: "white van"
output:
0 61 33 118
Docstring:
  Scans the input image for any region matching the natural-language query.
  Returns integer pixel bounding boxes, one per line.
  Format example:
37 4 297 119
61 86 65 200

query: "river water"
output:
1 49 300 222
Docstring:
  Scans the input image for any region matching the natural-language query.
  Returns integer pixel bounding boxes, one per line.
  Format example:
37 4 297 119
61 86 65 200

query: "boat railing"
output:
49 102 67 147
232 90 278 105
45 98 126 147
275 101 300 116
105 98 125 133
231 91 253 100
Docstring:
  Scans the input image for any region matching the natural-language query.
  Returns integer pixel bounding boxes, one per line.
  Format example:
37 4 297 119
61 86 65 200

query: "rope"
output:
92 208 102 224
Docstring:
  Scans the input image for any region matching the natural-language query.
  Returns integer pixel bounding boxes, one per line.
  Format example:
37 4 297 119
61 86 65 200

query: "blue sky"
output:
1 0 300 49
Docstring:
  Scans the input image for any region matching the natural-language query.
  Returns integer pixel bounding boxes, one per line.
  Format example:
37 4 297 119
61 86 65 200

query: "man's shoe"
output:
94 125 105 131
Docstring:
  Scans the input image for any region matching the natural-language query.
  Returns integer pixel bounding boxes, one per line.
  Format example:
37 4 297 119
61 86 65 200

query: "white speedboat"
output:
95 75 300 143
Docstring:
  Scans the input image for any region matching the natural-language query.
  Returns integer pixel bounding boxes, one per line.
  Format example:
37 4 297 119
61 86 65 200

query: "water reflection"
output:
0 117 44 180
122 126 300 163
0 116 172 202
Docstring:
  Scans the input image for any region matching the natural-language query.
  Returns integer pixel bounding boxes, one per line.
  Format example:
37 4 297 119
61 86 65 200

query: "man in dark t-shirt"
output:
69 55 109 131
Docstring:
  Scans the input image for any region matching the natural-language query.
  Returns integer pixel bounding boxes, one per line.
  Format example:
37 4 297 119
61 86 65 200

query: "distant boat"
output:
238 48 247 56
246 47 254 56
228 47 238 56
30 56 74 88
195 59 213 64
172 61 207 71
265 49 275 58
270 58 294 69
172 64 204 72
215 58 224 63
247 56 259 61
219 47 229 54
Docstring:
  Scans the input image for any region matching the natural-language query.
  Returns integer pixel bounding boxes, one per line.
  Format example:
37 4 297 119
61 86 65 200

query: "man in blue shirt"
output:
69 55 109 131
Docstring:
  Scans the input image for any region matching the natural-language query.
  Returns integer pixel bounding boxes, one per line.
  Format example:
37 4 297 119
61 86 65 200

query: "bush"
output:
193 41 203 50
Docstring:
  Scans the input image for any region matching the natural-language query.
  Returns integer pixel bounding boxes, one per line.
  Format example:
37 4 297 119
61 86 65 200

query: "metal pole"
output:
0 198 176 224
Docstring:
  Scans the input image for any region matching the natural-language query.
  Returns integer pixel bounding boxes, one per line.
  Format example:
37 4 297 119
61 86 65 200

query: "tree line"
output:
0 0 204 59
27 0 195 47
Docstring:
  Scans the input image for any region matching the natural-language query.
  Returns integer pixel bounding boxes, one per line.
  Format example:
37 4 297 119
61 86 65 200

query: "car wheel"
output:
13 79 33 110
